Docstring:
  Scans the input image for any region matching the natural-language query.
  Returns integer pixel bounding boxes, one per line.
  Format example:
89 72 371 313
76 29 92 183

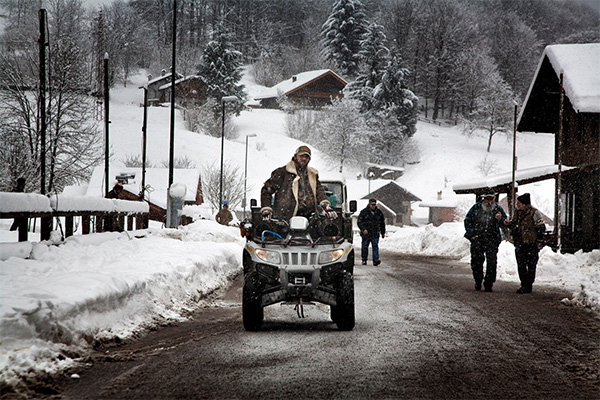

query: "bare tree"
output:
201 161 245 210
313 98 369 173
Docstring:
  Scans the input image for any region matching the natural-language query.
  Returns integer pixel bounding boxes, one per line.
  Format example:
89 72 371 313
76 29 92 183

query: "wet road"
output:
57 252 600 399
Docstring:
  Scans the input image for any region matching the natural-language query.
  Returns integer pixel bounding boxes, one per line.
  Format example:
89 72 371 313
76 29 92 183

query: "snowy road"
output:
57 253 600 399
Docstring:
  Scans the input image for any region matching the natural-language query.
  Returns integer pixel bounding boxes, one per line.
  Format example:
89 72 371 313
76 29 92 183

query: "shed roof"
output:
361 182 421 214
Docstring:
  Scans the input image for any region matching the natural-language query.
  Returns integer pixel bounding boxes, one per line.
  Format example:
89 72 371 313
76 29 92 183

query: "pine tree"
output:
346 22 390 113
372 55 418 138
321 0 369 78
198 29 246 118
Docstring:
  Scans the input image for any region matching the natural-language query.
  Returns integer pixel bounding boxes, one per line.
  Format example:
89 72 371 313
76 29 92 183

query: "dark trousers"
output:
361 236 380 262
515 244 539 288
470 238 498 287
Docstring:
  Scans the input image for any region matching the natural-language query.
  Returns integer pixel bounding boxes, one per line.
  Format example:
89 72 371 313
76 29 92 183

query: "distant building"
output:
362 182 421 226
159 75 208 107
87 166 203 223
364 162 405 180
254 69 347 109
419 191 457 226
141 70 183 106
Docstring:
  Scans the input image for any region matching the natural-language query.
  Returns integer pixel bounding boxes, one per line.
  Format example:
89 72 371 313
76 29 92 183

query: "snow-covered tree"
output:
320 0 369 78
372 55 418 138
198 28 246 118
313 98 370 173
346 22 390 112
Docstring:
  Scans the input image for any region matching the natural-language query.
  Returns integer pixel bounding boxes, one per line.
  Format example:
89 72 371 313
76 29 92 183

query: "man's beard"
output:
482 201 494 212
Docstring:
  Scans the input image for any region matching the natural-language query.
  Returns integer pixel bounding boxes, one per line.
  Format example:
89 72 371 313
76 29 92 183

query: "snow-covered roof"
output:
254 69 346 100
159 75 203 91
365 162 405 172
87 166 200 209
453 164 574 193
520 43 600 119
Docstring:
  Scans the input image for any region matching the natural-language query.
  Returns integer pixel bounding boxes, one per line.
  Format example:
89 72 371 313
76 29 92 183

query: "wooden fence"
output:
0 192 149 242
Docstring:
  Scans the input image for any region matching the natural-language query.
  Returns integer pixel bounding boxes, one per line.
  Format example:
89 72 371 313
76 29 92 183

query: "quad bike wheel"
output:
242 272 264 331
334 271 355 331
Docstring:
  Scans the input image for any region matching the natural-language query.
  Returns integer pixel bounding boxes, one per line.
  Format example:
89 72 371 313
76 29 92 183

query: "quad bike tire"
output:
345 249 355 275
242 272 264 331
334 271 355 331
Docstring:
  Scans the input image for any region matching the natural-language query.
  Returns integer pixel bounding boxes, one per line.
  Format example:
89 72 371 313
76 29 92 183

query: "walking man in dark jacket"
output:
357 198 386 266
464 191 507 292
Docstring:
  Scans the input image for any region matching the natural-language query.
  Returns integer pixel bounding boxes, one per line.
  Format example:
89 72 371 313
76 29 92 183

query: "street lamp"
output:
219 95 239 210
243 133 257 219
368 171 375 194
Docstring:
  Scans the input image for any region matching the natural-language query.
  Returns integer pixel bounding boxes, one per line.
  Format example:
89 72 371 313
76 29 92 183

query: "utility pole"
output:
104 53 110 197
556 73 564 252
39 9 52 241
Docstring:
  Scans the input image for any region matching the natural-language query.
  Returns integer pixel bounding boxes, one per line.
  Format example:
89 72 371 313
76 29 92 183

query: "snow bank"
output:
0 220 245 390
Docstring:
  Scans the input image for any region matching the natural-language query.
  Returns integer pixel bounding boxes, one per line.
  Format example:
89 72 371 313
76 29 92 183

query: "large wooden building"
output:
254 69 347 109
517 43 599 252
453 43 599 252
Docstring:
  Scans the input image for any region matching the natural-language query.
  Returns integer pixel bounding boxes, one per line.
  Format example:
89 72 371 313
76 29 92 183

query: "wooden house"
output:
362 182 421 226
141 70 183 106
454 44 599 252
517 43 599 252
364 162 405 180
419 191 457 226
254 69 347 109
160 75 208 107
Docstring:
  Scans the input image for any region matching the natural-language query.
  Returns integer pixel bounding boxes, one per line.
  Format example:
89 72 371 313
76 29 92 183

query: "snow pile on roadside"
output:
0 220 244 391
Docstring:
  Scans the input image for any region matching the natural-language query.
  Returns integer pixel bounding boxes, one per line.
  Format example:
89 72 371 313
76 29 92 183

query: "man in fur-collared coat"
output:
260 145 332 221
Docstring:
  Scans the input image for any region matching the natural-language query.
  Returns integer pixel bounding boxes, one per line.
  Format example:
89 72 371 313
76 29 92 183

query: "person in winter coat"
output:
260 145 335 222
216 201 234 225
504 193 546 294
464 191 508 292
357 198 386 266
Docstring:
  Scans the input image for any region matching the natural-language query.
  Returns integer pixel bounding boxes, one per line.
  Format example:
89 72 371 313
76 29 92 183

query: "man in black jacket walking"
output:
358 198 386 266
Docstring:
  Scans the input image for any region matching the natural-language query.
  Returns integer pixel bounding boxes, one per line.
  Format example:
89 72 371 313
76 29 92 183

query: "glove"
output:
260 206 272 221
320 202 337 219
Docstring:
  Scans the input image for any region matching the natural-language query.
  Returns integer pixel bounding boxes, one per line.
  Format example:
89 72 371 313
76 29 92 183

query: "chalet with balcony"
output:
254 69 347 109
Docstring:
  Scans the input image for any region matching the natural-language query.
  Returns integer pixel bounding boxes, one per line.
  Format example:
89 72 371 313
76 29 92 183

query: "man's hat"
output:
482 191 496 198
295 145 311 158
221 200 228 206
369 198 377 205
517 193 531 206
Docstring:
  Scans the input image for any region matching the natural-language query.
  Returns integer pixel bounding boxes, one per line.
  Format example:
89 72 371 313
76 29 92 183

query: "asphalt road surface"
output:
51 252 600 399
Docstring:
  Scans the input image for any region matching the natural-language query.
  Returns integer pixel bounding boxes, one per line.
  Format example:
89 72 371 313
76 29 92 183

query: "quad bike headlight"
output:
318 248 345 264
255 248 281 264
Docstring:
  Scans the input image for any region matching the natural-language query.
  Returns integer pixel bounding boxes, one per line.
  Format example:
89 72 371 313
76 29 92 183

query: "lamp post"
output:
219 95 239 210
368 171 374 194
243 133 257 219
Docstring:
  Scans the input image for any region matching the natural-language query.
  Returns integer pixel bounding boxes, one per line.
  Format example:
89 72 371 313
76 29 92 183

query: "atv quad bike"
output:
240 199 357 331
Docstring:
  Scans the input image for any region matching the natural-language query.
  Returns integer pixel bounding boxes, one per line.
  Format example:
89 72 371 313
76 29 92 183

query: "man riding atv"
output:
241 145 356 331
260 145 337 223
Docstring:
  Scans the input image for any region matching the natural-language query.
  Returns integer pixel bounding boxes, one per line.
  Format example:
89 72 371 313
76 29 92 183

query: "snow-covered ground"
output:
1 69 599 391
